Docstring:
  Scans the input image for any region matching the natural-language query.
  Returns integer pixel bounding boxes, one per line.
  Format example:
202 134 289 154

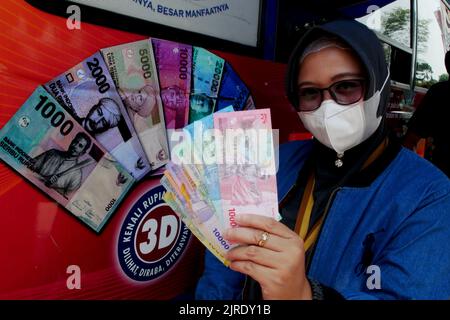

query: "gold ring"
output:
257 232 270 247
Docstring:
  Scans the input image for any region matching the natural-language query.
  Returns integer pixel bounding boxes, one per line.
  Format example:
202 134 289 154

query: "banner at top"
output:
68 0 261 47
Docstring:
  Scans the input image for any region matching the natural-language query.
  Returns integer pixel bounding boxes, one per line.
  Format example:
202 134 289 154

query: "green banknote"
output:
189 47 225 123
0 87 134 232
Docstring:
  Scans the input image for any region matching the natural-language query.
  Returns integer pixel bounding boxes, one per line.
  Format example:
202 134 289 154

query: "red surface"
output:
0 0 302 299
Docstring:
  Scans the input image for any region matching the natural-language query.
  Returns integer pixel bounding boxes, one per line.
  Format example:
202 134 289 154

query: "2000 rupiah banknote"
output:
45 52 150 180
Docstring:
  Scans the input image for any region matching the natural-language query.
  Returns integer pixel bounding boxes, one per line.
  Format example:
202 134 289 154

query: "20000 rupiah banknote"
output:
189 47 224 123
101 40 169 170
45 52 150 180
0 87 134 232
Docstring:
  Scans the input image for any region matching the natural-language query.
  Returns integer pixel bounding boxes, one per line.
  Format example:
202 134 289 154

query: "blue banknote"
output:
217 62 252 111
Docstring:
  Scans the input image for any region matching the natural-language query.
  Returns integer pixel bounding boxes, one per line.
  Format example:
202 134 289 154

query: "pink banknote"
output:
213 109 278 228
152 38 191 129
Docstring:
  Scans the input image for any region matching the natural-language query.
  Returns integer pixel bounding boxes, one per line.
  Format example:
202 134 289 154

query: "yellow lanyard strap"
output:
294 138 389 253
294 173 317 252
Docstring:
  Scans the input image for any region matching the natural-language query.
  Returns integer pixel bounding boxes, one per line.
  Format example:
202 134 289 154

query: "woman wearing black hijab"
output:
195 20 450 300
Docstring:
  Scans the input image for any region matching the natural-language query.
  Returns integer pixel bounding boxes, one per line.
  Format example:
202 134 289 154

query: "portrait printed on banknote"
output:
30 131 96 199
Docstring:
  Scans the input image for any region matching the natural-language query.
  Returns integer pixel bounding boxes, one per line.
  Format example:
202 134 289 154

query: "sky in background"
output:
358 0 447 79
419 0 447 79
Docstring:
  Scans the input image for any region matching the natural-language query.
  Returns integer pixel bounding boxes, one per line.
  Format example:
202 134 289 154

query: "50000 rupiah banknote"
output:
45 52 150 180
101 40 169 170
217 62 254 112
0 87 134 232
152 38 191 130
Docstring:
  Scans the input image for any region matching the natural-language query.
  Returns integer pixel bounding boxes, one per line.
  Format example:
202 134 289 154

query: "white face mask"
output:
298 74 389 154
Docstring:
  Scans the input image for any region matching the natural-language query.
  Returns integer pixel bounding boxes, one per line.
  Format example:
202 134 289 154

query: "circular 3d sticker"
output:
117 183 190 282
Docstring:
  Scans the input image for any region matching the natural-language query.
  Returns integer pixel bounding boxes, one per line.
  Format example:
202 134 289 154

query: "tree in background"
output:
381 7 438 88
415 62 437 88
416 62 433 81
439 73 449 82
382 7 430 54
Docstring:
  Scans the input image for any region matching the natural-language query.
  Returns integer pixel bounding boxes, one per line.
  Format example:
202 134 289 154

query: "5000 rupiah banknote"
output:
101 40 169 170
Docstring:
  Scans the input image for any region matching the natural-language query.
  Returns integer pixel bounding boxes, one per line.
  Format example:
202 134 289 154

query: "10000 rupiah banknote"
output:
161 168 234 266
45 52 150 180
213 109 279 229
152 38 192 130
101 40 169 170
0 87 134 232
189 47 224 123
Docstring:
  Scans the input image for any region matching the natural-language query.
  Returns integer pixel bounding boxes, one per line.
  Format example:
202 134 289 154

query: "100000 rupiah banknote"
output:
152 38 191 130
101 40 169 170
213 109 279 229
45 52 150 180
0 87 134 232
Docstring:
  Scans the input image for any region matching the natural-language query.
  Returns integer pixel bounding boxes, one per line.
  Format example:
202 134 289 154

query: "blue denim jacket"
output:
195 140 450 300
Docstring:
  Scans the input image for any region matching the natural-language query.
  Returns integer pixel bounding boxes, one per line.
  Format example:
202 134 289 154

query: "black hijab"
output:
244 20 400 300
284 20 394 229
286 19 391 117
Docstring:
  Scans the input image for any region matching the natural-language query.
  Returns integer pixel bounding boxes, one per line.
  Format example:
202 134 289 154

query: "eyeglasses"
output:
297 79 365 112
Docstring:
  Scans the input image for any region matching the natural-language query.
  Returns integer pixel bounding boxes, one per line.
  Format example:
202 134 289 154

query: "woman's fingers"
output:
224 227 284 252
234 214 296 239
228 259 277 286
226 244 283 269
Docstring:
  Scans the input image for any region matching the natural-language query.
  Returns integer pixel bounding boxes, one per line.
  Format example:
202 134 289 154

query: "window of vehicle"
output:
357 0 412 51
415 0 448 88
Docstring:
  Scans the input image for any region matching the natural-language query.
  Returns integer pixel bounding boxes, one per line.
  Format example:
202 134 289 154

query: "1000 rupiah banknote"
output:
101 40 169 170
0 87 134 232
45 52 150 180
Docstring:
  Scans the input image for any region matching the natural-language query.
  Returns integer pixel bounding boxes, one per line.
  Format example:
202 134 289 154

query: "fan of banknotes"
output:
0 38 256 233
160 107 279 266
